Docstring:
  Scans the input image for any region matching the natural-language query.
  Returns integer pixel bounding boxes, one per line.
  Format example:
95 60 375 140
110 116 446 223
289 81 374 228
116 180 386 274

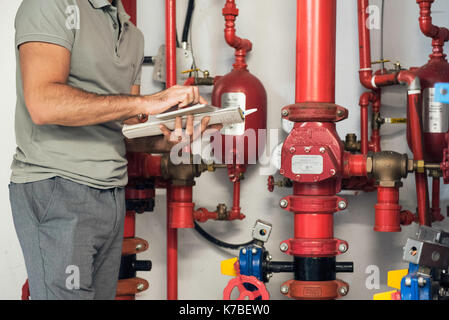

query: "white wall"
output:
0 0 27 300
1 0 449 300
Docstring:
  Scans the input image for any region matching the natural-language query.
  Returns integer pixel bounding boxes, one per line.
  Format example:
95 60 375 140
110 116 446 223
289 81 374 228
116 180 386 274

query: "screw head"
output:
405 277 412 286
252 248 258 254
339 286 348 296
339 243 348 253
290 147 296 154
304 147 312 153
418 276 427 287
282 109 289 117
137 283 145 291
136 243 144 251
266 273 273 280
319 147 326 154
330 169 336 176
279 199 289 208
266 254 273 262
338 201 347 210
432 251 441 262
280 285 289 294
280 242 289 252
242 248 247 255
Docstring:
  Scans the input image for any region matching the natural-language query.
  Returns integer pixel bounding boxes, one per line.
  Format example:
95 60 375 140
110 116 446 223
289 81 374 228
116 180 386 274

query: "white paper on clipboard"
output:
122 106 245 139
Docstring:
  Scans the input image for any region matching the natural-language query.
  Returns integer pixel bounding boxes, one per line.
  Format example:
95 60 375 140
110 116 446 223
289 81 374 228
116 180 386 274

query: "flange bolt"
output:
280 285 289 294
338 243 348 253
339 286 348 296
279 199 289 208
280 242 289 252
338 201 347 210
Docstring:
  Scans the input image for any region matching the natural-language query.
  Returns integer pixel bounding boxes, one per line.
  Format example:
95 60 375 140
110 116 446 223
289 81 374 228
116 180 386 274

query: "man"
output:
10 0 219 300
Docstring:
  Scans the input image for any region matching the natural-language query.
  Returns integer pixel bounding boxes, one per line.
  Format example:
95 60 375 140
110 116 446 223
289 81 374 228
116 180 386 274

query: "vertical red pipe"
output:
294 0 337 241
165 0 178 301
407 92 431 226
121 0 137 25
296 0 336 103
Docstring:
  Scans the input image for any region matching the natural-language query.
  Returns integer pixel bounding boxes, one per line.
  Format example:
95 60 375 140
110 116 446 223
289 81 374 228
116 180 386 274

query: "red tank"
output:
212 0 267 165
415 57 449 163
212 68 267 165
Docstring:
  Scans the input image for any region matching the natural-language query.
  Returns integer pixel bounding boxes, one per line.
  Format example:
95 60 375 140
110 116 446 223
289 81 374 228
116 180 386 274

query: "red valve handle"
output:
223 275 270 300
267 176 275 192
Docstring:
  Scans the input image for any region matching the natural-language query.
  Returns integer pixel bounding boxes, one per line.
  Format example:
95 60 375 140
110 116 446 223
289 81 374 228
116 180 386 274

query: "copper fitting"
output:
160 154 208 186
344 133 361 153
367 151 410 187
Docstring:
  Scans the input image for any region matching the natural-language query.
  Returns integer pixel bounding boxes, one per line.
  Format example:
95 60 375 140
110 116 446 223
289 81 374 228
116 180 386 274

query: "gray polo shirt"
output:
11 0 144 189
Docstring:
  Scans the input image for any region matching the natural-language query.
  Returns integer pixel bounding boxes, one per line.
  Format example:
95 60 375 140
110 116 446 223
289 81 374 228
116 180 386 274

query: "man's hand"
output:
125 115 223 154
159 115 222 150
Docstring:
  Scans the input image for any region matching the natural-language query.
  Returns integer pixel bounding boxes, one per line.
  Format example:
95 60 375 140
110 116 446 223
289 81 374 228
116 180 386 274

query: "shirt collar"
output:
88 0 131 26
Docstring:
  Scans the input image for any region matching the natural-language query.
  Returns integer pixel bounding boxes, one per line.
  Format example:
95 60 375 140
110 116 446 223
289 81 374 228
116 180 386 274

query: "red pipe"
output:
170 186 194 229
165 0 178 301
296 0 336 103
375 187 402 232
431 177 444 221
223 0 252 70
417 0 449 40
166 185 178 300
404 86 431 227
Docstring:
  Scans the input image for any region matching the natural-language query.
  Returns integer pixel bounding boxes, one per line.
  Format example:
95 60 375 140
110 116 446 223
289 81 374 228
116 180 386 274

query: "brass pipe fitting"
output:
344 133 361 153
367 151 411 187
160 155 227 186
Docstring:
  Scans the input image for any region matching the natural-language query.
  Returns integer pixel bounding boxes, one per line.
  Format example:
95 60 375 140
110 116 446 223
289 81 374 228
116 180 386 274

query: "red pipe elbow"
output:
417 0 449 41
223 0 253 69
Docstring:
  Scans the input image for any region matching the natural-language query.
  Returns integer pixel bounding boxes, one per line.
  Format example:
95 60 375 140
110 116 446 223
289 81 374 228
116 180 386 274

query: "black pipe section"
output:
264 261 294 273
182 0 195 43
294 257 337 281
194 222 256 250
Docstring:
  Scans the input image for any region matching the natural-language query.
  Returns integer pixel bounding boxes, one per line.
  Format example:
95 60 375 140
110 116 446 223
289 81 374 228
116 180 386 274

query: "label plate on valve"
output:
423 88 449 133
221 92 246 136
292 155 324 175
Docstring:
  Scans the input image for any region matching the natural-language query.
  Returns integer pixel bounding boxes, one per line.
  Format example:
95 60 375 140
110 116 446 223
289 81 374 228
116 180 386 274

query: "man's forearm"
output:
29 83 146 126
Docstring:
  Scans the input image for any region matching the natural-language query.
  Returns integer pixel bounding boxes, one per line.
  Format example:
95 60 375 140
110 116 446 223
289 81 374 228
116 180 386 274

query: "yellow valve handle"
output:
181 68 200 74
388 269 409 290
373 290 398 300
385 118 407 124
372 59 391 65
221 257 238 277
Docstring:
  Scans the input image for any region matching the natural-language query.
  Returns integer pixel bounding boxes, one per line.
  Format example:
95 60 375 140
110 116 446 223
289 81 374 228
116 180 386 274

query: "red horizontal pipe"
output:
194 208 218 222
296 0 336 103
343 153 368 178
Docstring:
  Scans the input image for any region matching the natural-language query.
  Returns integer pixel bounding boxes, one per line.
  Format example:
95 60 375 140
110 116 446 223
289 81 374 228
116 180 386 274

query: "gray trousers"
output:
9 176 126 300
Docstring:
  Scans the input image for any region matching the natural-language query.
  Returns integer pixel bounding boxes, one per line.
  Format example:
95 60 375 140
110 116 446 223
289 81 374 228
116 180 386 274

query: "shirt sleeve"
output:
15 0 78 51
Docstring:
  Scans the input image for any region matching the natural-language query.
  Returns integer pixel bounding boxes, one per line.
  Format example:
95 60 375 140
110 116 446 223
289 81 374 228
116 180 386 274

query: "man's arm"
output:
20 42 206 126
